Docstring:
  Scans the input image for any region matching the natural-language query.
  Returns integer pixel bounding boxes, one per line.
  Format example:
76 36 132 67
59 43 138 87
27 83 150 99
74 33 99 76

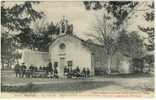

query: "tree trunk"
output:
106 55 112 74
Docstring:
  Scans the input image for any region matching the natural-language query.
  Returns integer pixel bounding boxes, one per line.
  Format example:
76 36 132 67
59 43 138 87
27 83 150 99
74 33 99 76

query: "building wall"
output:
85 43 131 74
113 53 131 74
21 49 49 67
94 51 131 74
49 35 93 77
83 43 107 75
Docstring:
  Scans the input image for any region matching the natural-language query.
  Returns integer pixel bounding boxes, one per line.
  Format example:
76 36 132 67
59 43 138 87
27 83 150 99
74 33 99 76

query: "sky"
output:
33 1 105 39
4 1 154 41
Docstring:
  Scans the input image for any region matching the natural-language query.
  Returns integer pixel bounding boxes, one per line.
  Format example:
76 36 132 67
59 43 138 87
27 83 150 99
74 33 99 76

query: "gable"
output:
49 34 103 53
49 35 82 49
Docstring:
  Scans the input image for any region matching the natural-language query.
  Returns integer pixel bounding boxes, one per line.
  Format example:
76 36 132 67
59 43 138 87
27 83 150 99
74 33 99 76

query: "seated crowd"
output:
64 66 90 78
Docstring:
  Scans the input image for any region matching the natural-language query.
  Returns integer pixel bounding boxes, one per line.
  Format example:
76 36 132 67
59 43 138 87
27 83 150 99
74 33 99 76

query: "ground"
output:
1 70 154 97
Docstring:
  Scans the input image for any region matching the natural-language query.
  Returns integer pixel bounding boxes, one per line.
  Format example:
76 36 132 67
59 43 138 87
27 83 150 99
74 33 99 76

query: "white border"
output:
0 0 155 100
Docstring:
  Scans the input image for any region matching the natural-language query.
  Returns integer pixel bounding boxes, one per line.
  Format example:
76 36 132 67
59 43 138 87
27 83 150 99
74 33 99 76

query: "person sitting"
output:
67 67 75 78
64 66 68 76
47 71 53 78
66 67 69 73
39 66 42 71
76 66 80 74
54 68 58 79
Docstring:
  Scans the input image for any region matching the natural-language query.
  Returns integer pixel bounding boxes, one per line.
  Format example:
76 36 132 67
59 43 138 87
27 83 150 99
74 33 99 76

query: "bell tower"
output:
51 16 73 41
58 16 73 35
59 16 67 35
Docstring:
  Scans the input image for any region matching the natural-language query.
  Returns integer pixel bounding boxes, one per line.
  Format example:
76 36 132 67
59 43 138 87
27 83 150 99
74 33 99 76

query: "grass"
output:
1 70 154 93
1 82 38 92
101 73 153 78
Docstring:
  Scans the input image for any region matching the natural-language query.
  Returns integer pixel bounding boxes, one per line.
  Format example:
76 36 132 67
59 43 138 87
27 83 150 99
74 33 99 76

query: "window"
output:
59 43 66 49
67 61 73 67
54 62 58 68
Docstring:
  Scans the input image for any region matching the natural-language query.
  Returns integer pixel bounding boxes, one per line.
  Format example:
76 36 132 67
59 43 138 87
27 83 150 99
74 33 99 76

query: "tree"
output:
1 1 43 31
117 31 145 72
1 1 44 47
83 1 138 29
1 1 44 68
31 19 57 51
138 2 154 51
138 2 154 72
31 17 74 51
88 13 117 74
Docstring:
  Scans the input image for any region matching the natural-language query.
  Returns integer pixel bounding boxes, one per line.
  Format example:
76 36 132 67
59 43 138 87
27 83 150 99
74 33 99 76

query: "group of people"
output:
14 62 58 78
14 62 91 79
64 66 90 78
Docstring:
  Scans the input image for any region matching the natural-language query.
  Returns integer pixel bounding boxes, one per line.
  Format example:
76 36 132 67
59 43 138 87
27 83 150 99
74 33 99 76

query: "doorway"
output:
60 57 65 77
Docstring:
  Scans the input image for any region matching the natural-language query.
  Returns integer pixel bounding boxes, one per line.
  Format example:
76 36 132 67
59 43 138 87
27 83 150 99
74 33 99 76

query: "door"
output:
60 57 65 77
91 53 95 76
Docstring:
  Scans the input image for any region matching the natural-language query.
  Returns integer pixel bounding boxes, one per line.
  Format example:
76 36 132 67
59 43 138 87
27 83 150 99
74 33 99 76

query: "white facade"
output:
49 35 94 77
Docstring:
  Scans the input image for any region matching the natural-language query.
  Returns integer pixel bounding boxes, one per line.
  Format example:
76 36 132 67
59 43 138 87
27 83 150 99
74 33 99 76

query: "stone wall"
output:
20 49 49 67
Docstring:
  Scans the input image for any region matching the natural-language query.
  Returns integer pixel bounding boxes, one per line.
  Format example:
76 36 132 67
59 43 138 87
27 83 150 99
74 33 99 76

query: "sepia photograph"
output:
1 0 155 98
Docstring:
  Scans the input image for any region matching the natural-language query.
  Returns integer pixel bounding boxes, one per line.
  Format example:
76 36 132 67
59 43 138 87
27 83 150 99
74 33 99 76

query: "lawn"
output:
1 70 154 97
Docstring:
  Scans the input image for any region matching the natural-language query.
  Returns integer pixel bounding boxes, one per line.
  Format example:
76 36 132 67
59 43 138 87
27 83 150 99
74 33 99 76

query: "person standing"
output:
48 62 53 74
21 63 26 78
54 67 58 78
29 64 34 78
14 62 20 77
86 68 90 78
82 68 86 78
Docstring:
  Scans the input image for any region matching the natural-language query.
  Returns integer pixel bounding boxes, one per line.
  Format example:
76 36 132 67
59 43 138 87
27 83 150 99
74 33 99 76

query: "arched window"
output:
59 43 66 50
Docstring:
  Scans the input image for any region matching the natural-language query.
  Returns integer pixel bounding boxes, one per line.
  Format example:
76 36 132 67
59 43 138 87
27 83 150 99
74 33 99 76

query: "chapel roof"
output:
48 34 104 47
48 34 104 53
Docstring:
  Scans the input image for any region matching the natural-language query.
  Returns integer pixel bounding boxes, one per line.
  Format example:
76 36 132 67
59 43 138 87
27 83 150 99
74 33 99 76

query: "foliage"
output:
83 1 139 73
84 1 153 73
1 1 44 68
137 2 154 71
138 2 154 51
87 13 117 74
31 18 73 51
1 1 43 31
117 31 144 58
83 1 138 27
2 1 45 47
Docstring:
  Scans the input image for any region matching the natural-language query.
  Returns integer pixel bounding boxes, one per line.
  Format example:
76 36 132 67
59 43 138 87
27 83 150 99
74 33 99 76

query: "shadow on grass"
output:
1 80 115 92
102 73 154 78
